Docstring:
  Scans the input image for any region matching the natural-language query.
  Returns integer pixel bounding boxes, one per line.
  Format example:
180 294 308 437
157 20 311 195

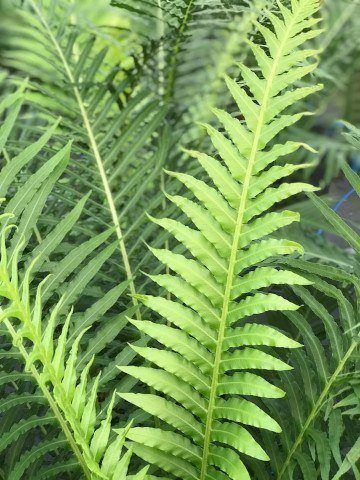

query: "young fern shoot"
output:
120 0 323 479
0 237 148 480
0 208 148 480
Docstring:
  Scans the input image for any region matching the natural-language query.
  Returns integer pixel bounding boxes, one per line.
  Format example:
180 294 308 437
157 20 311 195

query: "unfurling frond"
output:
119 1 323 479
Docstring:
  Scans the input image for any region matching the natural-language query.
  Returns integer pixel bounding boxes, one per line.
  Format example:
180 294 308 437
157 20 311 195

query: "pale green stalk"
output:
28 0 141 320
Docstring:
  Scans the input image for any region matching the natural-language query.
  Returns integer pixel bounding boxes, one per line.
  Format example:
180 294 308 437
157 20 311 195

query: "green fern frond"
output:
261 279 358 479
261 150 360 479
0 205 144 480
1 0 169 315
0 0 173 399
111 0 273 145
8 438 71 480
0 95 147 479
119 1 324 478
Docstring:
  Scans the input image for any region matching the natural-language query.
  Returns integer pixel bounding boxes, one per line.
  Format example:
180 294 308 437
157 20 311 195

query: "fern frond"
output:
0 0 173 401
111 0 274 144
0 212 144 480
9 438 71 480
0 96 146 479
263 151 360 479
120 1 324 478
264 291 358 479
1 0 169 321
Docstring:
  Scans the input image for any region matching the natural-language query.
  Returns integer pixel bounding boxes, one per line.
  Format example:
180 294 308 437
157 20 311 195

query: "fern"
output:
1 0 169 314
260 251 359 479
119 1 324 478
0 87 147 479
1 1 358 479
277 0 360 189
111 0 273 144
258 127 360 479
1 267 124 479
0 0 172 397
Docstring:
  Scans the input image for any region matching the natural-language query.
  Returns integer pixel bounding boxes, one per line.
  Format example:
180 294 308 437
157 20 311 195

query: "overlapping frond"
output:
1 0 170 305
0 95 147 479
259 255 359 479
259 131 360 479
111 0 273 143
120 1 324 478
0 0 178 403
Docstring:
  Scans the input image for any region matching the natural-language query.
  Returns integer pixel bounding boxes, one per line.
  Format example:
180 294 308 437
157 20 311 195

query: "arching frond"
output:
1 0 170 317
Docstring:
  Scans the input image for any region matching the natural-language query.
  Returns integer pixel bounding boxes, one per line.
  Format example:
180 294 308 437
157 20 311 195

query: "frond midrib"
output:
27 0 141 319
277 340 358 479
199 8 302 478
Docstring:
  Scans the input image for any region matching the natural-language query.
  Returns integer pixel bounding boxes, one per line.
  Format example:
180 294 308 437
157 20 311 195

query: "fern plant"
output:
107 0 276 147
0 0 172 397
246 122 360 479
0 85 148 480
2 0 358 479
1 0 169 304
119 1 325 478
262 164 360 479
0 240 147 480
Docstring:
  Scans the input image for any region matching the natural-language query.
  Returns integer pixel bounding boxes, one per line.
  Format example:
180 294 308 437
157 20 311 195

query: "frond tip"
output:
120 0 323 479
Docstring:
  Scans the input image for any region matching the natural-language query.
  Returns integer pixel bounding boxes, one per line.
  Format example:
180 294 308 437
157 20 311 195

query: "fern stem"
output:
277 340 358 480
2 317 93 480
199 7 301 478
158 2 169 302
157 0 165 99
28 0 141 320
